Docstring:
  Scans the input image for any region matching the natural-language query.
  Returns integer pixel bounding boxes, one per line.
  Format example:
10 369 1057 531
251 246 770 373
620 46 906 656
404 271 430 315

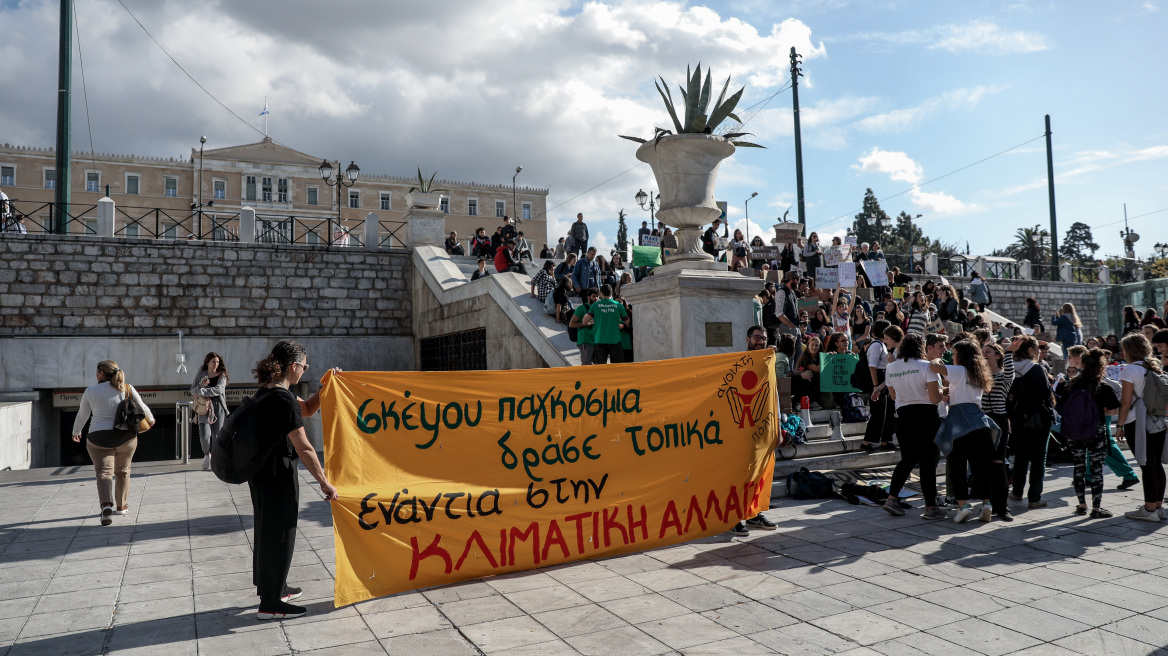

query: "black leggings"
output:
1129 425 1167 504
948 428 995 502
890 404 941 507
1011 424 1050 503
864 376 894 445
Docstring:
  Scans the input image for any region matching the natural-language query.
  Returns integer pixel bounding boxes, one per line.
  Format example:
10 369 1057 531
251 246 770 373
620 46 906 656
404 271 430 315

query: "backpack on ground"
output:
841 393 871 423
211 391 279 484
1059 388 1100 442
113 387 146 434
786 467 835 499
1143 366 1168 418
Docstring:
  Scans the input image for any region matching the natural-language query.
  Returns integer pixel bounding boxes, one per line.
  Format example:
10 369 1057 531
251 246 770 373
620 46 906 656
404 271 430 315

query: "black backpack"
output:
786 467 836 499
762 296 779 329
850 340 875 393
211 389 281 484
113 387 145 433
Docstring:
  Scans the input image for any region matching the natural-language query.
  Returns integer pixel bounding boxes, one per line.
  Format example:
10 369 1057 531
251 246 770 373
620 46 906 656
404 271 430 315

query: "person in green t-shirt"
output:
587 284 629 364
569 287 600 365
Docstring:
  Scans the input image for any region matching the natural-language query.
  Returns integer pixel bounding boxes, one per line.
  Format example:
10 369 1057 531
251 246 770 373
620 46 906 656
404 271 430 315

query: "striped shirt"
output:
982 353 1016 415
906 309 929 335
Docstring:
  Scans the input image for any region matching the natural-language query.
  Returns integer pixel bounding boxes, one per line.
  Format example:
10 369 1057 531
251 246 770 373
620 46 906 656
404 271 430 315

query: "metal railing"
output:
175 401 192 464
1 200 98 235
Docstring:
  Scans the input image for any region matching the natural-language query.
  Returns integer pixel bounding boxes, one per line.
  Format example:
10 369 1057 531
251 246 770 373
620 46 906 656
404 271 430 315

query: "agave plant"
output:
620 63 763 148
408 168 450 195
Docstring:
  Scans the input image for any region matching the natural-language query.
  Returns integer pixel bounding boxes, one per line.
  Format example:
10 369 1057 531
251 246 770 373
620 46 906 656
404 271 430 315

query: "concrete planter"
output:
405 191 443 210
636 134 735 272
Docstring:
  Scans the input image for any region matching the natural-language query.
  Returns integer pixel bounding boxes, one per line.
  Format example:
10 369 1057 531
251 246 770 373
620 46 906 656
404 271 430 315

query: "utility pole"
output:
54 0 73 233
1045 114 1059 282
789 47 806 227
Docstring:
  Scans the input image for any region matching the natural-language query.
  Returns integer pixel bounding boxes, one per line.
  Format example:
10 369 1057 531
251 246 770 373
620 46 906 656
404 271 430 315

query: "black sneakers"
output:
1118 478 1140 490
281 586 303 602
730 522 749 536
745 516 778 530
257 599 306 620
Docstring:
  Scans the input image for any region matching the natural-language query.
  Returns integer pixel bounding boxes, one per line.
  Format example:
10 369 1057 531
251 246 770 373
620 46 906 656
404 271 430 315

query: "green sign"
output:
819 352 861 393
631 245 663 267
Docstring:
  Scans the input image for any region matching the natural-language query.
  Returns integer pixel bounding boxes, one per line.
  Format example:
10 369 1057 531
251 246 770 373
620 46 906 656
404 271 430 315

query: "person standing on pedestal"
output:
702 219 722 258
570 213 589 257
638 220 651 246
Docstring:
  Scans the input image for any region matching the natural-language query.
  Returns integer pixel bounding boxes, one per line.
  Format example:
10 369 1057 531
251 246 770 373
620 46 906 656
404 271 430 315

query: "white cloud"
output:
854 19 1051 54
1142 2 1159 12
994 144 1168 197
853 86 1005 134
854 148 968 214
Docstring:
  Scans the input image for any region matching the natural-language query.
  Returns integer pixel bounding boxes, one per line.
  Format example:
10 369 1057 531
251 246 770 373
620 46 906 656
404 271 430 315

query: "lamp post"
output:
196 136 205 238
319 159 360 246
635 188 660 231
744 192 758 243
512 166 522 222
1155 242 1168 259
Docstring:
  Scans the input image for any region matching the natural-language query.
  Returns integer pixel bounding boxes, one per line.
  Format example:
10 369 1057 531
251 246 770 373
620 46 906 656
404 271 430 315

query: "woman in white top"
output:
1117 333 1168 522
930 341 998 523
729 229 750 271
883 332 945 519
71 360 155 525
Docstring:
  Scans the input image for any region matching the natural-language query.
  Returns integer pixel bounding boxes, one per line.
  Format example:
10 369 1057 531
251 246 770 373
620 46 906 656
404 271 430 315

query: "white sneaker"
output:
1159 507 1167 521
202 454 211 470
1125 506 1163 522
954 503 975 524
979 503 992 523
114 506 129 515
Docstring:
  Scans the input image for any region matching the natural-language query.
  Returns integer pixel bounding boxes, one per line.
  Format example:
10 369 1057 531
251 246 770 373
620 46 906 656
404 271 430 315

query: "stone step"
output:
771 449 901 497
804 422 867 440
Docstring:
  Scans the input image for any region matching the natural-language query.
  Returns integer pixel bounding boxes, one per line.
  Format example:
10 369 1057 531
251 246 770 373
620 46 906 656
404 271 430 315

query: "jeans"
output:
86 437 138 509
1011 424 1051 502
948 428 995 502
1071 436 1108 508
890 404 941 507
198 410 225 456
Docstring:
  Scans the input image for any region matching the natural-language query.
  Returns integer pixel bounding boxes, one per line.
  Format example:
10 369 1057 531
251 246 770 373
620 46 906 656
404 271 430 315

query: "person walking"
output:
931 340 1000 523
1052 303 1083 358
587 284 628 364
570 213 590 257
982 340 1019 521
1117 334 1168 522
882 333 945 519
71 360 155 525
1064 346 1139 490
192 352 230 471
1008 337 1056 508
249 340 339 619
860 322 901 451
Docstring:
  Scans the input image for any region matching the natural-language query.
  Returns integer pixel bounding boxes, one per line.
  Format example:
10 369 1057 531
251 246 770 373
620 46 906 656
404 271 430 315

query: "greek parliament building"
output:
0 138 549 248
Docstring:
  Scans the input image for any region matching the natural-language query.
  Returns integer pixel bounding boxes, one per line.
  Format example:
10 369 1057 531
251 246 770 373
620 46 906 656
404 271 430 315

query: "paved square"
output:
3 461 1168 655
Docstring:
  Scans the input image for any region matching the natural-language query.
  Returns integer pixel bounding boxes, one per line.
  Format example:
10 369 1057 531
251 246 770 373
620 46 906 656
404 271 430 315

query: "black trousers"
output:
890 404 941 507
249 453 299 602
987 412 1010 514
1128 425 1168 504
864 385 895 445
1011 423 1051 502
948 428 994 502
592 342 624 364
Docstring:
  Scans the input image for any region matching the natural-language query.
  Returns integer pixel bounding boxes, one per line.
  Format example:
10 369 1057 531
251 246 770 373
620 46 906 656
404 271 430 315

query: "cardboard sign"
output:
750 246 779 260
844 235 858 247
866 260 889 287
837 262 857 287
717 201 728 221
631 245 663 267
824 245 851 267
892 286 905 299
815 267 839 288
798 298 820 317
819 353 861 393
319 353 778 606
773 222 803 244
641 235 661 248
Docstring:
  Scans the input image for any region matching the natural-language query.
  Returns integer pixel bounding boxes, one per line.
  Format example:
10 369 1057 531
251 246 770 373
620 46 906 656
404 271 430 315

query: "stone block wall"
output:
0 234 412 336
937 276 1102 338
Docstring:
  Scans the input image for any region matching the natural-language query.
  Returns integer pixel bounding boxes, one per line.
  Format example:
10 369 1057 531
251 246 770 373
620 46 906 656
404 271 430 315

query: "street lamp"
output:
512 166 522 222
319 159 360 246
635 188 661 231
1155 242 1168 259
190 136 214 239
744 192 758 242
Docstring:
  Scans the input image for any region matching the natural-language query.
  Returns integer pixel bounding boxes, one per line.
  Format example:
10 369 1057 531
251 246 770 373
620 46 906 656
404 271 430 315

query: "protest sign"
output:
319 352 779 606
815 267 839 288
750 246 779 260
773 222 803 244
819 353 861 393
631 245 662 267
892 286 905 299
798 298 819 317
824 245 851 267
866 260 889 287
940 275 951 288
837 262 857 287
844 235 858 247
641 235 661 248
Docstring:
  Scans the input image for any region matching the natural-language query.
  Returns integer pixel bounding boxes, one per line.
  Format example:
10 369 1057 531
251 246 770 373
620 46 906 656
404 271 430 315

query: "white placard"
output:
845 235 858 247
837 262 857 287
641 235 660 247
940 275 951 287
824 245 851 267
773 222 803 244
866 260 889 287
816 267 839 288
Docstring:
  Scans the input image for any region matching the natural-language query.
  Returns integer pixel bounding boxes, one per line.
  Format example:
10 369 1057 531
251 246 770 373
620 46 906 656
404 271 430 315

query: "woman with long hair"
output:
905 291 929 335
1117 334 1168 522
71 360 155 524
883 332 945 519
554 253 578 283
981 340 1019 520
729 228 750 270
850 305 871 343
802 232 822 279
192 352 230 471
661 227 678 254
1052 303 1083 357
1064 348 1121 518
1123 305 1143 335
792 336 823 410
1008 337 1056 508
249 341 339 619
749 235 768 270
595 255 616 288
1142 307 1167 329
967 271 990 311
530 260 557 303
1023 297 1043 333
553 276 575 325
931 340 1000 522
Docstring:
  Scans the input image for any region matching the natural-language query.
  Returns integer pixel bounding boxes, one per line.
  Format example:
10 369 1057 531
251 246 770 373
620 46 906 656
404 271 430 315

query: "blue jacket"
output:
1051 314 1079 345
572 257 600 292
934 403 1002 457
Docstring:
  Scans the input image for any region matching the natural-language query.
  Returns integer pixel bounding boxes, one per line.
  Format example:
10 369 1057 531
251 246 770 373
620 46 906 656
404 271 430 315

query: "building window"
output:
213 180 225 200
125 174 139 195
44 169 55 190
380 192 391 211
125 223 140 238
86 171 100 193
85 219 97 235
468 199 478 216
349 190 360 208
164 177 177 197
277 178 289 203
522 202 532 220
439 196 449 214
1 166 14 186
495 201 505 218
306 230 319 245
307 186 318 205
245 175 256 202
163 223 179 239
261 177 272 202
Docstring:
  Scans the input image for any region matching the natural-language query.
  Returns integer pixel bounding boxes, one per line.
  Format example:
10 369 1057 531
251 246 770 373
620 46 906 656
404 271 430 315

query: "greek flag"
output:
259 99 269 116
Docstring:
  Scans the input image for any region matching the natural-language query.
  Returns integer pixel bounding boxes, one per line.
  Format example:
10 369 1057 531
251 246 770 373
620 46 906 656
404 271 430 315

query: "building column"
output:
96 196 115 238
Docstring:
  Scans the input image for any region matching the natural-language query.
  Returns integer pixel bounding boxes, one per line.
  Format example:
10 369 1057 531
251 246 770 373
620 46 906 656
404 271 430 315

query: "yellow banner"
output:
319 351 778 607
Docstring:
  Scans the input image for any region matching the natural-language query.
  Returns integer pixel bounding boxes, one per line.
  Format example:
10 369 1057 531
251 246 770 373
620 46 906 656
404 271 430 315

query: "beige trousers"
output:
86 438 138 509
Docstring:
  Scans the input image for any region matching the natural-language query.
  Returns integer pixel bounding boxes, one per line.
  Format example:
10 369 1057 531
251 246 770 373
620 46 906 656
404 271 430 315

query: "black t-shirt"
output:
255 386 304 461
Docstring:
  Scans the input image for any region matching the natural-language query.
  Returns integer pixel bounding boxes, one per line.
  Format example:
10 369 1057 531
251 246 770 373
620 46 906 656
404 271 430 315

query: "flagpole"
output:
264 96 268 137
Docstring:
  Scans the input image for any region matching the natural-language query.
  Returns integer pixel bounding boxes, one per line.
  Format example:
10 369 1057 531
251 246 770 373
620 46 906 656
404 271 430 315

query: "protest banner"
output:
866 260 889 287
319 352 778 606
819 353 861 393
641 235 661 248
631 245 663 267
773 222 803 244
824 245 851 267
815 267 839 288
750 246 779 261
837 262 857 287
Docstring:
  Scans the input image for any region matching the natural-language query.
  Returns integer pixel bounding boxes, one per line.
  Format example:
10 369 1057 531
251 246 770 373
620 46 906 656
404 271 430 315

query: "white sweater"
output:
72 382 155 435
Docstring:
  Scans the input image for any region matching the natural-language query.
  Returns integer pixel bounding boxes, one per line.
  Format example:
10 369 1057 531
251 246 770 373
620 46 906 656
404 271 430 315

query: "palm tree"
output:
1006 225 1051 265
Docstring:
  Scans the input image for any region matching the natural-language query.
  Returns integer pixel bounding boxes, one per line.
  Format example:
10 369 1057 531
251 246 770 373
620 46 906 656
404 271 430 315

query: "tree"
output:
852 188 892 247
615 209 628 257
1061 222 1099 266
1005 225 1050 265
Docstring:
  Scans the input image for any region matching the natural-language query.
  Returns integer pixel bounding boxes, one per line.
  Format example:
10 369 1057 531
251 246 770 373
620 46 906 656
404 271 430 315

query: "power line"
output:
1087 206 1168 230
532 163 645 222
810 133 1049 231
73 2 98 176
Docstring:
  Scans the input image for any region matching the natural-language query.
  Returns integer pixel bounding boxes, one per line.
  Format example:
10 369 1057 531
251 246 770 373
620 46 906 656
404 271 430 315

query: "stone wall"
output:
0 234 411 336
932 276 1103 337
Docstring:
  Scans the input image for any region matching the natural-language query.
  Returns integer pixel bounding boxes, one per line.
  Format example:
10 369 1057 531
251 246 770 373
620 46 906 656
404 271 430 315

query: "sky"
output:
1 0 1165 259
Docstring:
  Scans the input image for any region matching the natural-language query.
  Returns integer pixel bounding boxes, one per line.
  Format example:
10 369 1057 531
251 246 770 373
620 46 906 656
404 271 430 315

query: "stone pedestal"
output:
621 269 761 362
407 208 445 248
